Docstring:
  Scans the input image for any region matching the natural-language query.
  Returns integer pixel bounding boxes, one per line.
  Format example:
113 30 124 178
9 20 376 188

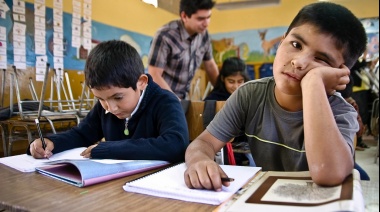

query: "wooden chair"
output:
185 101 225 141
185 101 230 164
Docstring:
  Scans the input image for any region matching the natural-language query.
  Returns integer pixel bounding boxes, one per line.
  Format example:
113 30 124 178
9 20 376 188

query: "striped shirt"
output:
148 20 213 99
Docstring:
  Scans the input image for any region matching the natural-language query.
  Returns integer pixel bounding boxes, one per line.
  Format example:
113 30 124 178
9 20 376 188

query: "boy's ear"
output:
137 74 148 90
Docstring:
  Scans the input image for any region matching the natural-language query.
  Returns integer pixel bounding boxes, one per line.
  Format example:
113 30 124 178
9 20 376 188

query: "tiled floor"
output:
356 135 379 212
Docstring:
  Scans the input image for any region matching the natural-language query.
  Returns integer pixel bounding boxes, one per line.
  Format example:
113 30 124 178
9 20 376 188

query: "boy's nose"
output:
106 102 118 113
291 55 310 71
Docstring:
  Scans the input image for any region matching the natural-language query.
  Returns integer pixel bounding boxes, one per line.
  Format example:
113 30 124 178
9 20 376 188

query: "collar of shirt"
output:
125 88 146 122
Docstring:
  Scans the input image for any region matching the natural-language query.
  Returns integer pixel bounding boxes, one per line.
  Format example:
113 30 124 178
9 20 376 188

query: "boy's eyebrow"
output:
292 33 338 67
94 92 124 100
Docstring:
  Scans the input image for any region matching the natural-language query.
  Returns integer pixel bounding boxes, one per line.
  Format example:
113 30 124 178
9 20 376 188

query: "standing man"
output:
148 0 219 100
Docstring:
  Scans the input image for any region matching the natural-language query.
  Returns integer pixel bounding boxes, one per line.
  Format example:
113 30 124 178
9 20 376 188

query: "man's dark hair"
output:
180 0 215 17
84 40 144 90
285 2 367 69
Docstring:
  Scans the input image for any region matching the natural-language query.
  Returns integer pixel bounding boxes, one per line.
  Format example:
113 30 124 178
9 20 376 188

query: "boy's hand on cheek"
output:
302 65 350 95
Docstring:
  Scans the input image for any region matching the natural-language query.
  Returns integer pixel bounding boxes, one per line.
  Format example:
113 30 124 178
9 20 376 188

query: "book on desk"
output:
0 147 170 187
122 162 363 211
217 170 364 212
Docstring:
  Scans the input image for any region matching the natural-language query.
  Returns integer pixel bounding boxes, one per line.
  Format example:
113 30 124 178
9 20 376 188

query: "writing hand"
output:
30 138 53 159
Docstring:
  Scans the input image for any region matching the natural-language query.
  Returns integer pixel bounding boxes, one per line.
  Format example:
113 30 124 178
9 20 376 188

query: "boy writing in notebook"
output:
29 40 189 162
184 2 367 190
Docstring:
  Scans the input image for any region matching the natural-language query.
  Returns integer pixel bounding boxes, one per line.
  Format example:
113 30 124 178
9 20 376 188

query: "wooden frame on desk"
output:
0 164 217 212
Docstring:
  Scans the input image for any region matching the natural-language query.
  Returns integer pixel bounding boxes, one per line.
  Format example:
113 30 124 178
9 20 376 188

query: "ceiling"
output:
157 0 282 15
156 0 379 18
157 0 290 15
157 0 180 15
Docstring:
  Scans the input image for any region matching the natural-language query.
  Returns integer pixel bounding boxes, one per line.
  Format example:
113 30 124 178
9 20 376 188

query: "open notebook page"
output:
0 147 87 172
123 163 261 205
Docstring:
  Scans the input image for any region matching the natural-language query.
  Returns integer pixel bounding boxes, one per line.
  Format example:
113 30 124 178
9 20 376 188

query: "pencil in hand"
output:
221 177 235 182
35 119 47 150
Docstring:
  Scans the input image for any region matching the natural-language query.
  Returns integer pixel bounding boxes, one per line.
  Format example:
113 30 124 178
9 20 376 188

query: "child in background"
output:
204 57 253 166
29 40 189 163
204 57 250 101
184 2 367 190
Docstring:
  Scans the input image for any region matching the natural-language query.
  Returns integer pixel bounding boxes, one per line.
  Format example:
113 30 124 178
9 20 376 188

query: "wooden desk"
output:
0 164 217 212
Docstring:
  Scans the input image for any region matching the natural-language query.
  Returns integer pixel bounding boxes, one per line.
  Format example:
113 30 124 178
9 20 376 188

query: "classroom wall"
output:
1 0 379 108
86 0 379 35
26 0 378 36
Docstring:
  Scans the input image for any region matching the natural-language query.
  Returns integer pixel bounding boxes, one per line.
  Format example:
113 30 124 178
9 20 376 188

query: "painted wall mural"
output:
0 0 152 71
210 17 379 79
210 27 286 65
0 0 378 77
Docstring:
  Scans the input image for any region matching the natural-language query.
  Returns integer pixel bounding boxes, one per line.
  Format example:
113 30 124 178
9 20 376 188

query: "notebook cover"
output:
36 159 170 187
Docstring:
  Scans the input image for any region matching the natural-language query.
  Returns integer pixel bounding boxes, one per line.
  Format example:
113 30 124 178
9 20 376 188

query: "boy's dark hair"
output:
180 0 215 17
285 2 367 69
214 57 249 92
84 40 144 90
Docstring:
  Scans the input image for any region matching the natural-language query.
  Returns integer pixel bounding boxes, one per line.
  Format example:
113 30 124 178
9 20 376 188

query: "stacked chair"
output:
1 65 95 156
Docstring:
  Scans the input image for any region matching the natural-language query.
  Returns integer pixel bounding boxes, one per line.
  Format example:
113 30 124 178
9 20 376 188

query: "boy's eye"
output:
315 57 330 66
291 41 301 49
114 96 123 100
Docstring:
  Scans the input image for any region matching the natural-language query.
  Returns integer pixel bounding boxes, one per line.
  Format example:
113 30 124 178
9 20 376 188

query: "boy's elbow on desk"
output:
310 169 350 187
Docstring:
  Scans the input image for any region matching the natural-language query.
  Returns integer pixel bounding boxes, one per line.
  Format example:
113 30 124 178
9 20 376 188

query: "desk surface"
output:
0 164 217 212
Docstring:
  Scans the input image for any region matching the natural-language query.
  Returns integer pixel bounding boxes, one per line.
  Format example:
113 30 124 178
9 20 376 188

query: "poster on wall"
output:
361 18 379 62
0 0 152 71
211 17 379 79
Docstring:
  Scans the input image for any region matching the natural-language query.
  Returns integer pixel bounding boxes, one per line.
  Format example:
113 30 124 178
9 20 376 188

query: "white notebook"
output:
123 163 261 205
0 147 88 172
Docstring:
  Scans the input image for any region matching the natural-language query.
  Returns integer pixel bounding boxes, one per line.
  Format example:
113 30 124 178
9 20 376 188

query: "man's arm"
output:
203 59 219 87
184 130 231 191
301 65 354 186
148 65 174 93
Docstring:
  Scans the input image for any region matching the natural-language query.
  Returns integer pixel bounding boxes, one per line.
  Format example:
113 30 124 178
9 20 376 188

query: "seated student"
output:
184 2 367 190
28 40 189 163
204 57 253 166
204 57 249 101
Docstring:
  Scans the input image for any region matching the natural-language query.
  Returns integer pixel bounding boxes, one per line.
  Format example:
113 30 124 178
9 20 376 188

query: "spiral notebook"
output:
123 163 261 205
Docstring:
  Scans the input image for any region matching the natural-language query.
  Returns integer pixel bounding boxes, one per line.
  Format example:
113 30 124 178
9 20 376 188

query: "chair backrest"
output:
185 100 226 141
9 66 43 120
77 81 96 117
9 66 79 123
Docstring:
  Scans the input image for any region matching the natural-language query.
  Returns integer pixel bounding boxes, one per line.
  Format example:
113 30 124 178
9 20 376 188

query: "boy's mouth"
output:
284 72 301 81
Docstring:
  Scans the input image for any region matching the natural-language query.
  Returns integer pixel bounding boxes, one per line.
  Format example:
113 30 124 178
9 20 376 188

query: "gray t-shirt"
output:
206 77 358 171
